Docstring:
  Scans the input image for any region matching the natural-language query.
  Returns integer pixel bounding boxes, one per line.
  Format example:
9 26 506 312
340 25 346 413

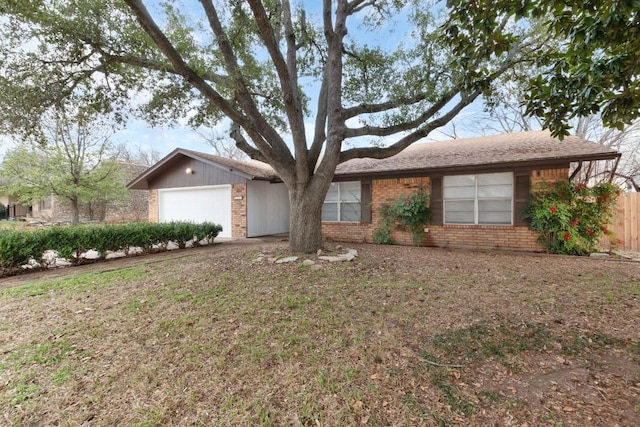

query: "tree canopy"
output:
0 111 126 225
447 0 640 136
1 1 637 251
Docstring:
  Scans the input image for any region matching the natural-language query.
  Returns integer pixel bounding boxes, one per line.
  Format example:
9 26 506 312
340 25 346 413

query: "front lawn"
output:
0 242 638 426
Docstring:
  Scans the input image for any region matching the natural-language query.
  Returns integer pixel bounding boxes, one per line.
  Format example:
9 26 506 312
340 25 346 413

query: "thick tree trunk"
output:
288 183 326 253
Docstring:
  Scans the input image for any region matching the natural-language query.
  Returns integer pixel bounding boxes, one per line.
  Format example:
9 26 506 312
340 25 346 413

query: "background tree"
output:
196 128 248 161
116 142 163 167
0 1 612 252
458 72 640 189
0 110 127 225
447 0 640 136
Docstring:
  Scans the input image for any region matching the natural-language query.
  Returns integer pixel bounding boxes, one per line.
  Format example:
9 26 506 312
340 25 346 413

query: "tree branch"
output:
338 37 530 162
343 89 458 139
339 88 483 162
198 0 294 168
247 0 308 177
229 122 267 163
122 0 291 172
308 75 329 171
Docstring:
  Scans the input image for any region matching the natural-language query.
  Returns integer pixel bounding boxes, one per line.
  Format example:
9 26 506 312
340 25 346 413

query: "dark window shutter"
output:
360 181 372 223
514 173 530 226
430 176 443 225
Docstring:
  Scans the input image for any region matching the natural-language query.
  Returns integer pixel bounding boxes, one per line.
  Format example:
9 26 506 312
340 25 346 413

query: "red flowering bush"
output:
525 181 619 255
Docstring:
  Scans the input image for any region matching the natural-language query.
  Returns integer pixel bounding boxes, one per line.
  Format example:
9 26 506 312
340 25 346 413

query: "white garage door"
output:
158 185 232 238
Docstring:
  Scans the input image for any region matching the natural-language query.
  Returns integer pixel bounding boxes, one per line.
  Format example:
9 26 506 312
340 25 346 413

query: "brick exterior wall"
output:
322 176 430 245
148 189 159 223
231 183 247 238
426 225 541 250
531 168 568 186
322 169 570 252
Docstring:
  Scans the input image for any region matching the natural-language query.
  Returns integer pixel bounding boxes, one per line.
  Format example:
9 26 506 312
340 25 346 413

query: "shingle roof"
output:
128 131 620 189
335 130 620 176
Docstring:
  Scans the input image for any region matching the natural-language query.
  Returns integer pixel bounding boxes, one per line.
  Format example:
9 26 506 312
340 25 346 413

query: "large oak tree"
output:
0 0 609 252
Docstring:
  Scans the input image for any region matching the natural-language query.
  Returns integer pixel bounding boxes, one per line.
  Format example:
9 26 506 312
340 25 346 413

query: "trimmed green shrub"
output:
0 221 223 276
0 229 47 270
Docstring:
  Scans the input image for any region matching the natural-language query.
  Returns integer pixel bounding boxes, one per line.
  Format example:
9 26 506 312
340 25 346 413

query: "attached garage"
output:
128 148 288 239
158 185 232 238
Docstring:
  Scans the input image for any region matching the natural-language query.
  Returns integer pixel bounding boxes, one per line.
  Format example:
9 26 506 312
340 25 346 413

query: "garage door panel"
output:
159 185 231 238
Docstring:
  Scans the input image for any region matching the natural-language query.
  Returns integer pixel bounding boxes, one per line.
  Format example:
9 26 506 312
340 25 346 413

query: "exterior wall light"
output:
185 167 194 175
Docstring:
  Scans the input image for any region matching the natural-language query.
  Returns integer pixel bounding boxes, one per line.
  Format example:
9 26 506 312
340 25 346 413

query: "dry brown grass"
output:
0 241 639 426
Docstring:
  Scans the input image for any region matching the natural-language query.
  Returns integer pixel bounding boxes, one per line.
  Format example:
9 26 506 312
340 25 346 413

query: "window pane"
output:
340 202 361 222
477 172 511 186
325 183 339 202
478 184 512 198
445 175 476 186
444 200 474 224
444 175 476 199
444 185 476 199
321 203 338 221
478 199 512 224
340 181 361 202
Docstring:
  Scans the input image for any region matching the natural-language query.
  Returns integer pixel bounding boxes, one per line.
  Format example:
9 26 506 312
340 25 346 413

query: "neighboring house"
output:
29 162 150 224
127 131 620 251
0 195 32 220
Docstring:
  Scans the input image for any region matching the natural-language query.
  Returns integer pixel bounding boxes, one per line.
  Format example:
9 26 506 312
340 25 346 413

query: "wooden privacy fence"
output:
605 192 640 251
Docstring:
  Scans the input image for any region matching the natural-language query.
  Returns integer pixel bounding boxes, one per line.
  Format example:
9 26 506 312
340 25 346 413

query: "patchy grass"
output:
0 242 638 426
0 221 25 231
0 266 146 299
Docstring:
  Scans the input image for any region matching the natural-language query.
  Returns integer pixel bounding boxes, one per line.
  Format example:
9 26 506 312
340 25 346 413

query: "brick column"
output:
148 189 159 223
231 183 247 237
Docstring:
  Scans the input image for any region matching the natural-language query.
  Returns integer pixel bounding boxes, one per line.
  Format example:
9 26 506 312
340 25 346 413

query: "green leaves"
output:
0 222 223 276
525 180 619 255
0 110 127 225
447 0 640 137
374 190 431 246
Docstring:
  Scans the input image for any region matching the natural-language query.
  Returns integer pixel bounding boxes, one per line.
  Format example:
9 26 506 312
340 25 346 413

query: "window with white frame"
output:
443 172 513 225
322 181 361 222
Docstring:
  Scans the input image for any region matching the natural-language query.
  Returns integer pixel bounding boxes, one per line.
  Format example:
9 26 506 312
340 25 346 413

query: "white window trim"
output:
322 181 361 223
443 173 514 225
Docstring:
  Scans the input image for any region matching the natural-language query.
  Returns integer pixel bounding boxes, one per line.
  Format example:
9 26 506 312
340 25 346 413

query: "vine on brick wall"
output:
374 190 431 246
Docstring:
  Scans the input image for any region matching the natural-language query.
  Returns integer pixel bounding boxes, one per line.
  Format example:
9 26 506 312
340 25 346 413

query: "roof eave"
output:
334 152 621 181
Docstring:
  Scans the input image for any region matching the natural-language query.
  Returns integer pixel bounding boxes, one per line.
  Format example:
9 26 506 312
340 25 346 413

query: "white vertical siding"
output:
247 181 290 237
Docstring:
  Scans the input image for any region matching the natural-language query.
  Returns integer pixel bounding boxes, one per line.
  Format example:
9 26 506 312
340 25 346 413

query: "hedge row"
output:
0 221 222 274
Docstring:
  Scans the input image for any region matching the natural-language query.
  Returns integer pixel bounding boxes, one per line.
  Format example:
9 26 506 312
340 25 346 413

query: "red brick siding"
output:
148 189 159 223
231 183 247 238
427 225 543 251
322 177 430 245
322 169 569 251
531 168 568 186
